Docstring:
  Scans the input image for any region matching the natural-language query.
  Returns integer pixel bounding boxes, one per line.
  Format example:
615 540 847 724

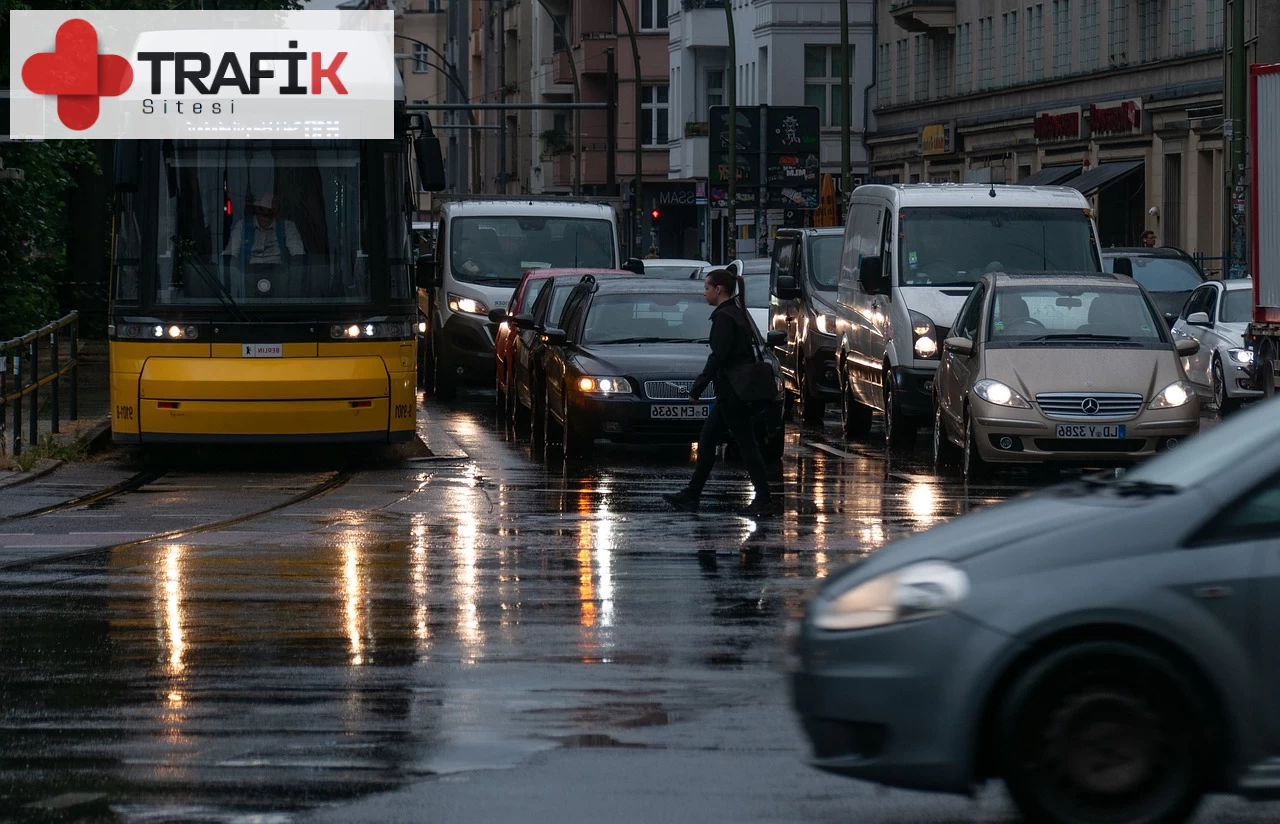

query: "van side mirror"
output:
766 330 786 347
944 337 974 357
622 258 646 275
775 275 801 300
414 134 447 192
859 256 888 295
1186 311 1210 326
541 327 568 346
415 257 436 290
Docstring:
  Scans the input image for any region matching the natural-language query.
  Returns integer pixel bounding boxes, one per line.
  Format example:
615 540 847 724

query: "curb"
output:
84 420 114 454
0 458 65 492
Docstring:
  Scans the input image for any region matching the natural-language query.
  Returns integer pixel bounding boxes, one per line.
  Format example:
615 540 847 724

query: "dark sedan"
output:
535 276 786 459
1103 247 1206 325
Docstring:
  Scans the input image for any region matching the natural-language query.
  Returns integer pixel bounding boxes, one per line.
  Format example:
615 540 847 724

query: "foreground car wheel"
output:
840 376 873 439
1211 356 1239 415
932 401 960 469
561 392 593 460
961 409 987 479
998 643 1207 824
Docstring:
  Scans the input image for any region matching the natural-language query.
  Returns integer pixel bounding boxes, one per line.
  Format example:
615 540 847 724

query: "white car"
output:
1171 278 1262 412
641 258 711 279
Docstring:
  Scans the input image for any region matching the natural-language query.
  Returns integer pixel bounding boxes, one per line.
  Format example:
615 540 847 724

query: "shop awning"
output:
1064 160 1144 195
1015 165 1083 186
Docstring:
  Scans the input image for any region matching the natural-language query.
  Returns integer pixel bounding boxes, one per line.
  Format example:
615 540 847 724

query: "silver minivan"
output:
834 184 1103 445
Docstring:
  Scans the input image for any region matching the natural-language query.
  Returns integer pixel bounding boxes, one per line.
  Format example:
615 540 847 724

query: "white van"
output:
418 198 622 398
834 184 1102 444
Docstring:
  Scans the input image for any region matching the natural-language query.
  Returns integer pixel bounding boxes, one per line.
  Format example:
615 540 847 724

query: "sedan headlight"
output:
576 376 633 395
813 561 970 631
814 313 837 336
447 293 488 316
1228 348 1254 365
972 378 1031 408
909 310 938 360
1148 380 1194 409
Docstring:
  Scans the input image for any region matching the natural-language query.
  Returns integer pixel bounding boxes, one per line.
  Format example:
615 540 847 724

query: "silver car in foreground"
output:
791 395 1280 824
1171 277 1263 413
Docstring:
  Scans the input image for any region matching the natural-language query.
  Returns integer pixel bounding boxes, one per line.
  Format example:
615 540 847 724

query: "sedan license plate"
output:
650 404 710 420
1055 424 1126 439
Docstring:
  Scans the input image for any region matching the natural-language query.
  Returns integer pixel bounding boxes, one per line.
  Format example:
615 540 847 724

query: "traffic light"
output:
650 208 660 222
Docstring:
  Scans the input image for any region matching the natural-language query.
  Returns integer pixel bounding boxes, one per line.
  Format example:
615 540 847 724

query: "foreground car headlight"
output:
1149 380 1194 409
972 378 1031 408
1229 348 1254 365
576 376 633 395
910 310 938 359
814 312 837 336
447 293 488 316
813 561 970 631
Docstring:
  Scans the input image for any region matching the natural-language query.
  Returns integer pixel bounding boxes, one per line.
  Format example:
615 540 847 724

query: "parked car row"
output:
490 269 787 461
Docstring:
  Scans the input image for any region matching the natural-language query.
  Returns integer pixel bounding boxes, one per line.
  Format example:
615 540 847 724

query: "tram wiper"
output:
178 248 250 323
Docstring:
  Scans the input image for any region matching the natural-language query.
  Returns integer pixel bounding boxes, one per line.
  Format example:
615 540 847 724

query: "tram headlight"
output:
183 326 198 339
347 324 362 338
152 325 165 338
330 321 413 340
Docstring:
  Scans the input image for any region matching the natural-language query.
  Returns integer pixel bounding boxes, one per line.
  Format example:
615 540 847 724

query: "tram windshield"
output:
146 140 407 307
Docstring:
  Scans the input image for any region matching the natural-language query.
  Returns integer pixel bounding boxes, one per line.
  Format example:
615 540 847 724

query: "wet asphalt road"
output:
0 393 1275 824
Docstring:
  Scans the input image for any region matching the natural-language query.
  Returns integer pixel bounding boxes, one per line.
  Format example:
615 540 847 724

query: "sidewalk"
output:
0 338 111 487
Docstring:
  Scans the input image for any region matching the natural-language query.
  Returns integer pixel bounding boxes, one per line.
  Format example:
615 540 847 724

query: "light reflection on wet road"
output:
0 396 1270 823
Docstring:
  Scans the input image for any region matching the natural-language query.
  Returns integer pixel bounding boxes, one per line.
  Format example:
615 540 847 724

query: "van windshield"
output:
899 207 1099 288
451 217 615 285
808 235 842 290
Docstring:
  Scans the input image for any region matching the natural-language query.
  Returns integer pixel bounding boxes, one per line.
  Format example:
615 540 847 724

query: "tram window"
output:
153 141 373 306
386 152 412 300
114 193 141 303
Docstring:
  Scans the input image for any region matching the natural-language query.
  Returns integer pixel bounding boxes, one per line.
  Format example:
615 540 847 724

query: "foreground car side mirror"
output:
766 330 786 347
944 336 975 357
488 308 508 324
775 275 801 300
622 258 646 275
1186 311 1210 326
1175 338 1200 357
513 313 536 330
540 327 568 346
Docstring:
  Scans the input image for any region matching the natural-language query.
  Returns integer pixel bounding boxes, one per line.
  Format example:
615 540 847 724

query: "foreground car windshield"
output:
583 294 710 344
988 286 1166 342
1106 256 1203 292
1221 288 1253 323
900 207 1099 287
1125 396 1280 487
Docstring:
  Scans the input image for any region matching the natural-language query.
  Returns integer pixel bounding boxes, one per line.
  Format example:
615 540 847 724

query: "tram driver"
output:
224 193 306 297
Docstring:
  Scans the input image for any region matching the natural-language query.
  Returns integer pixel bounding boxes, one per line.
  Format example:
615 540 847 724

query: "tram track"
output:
0 468 357 577
0 469 168 525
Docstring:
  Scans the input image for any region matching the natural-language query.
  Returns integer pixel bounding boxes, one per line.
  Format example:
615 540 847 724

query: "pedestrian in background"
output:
1142 229 1157 247
663 268 777 517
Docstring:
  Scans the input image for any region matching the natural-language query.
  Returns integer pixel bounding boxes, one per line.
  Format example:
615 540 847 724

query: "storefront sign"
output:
766 154 820 187
646 182 698 208
1034 108 1082 141
766 107 820 153
919 122 953 155
1089 99 1143 136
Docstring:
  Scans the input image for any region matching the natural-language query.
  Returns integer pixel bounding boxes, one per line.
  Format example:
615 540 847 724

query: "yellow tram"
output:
108 101 442 445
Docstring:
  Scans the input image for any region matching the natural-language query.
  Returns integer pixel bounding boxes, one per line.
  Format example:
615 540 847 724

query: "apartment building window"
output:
1080 0 1100 70
978 18 994 89
879 44 892 103
641 85 669 146
914 35 929 100
552 14 569 52
1206 0 1221 48
896 39 909 102
413 42 429 73
706 69 724 109
1002 12 1020 86
1107 0 1130 64
1139 0 1161 62
933 34 953 97
1053 0 1071 76
1027 5 1044 82
640 0 669 31
805 45 851 126
1171 0 1195 53
956 24 972 93
426 0 440 11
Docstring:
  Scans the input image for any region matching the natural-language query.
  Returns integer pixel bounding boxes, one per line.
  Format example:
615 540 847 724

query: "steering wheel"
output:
1002 318 1046 335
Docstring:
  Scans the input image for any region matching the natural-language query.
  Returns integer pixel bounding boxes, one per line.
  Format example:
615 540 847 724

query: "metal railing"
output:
0 311 80 457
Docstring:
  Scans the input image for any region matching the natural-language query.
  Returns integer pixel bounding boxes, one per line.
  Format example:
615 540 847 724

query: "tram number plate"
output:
243 344 283 358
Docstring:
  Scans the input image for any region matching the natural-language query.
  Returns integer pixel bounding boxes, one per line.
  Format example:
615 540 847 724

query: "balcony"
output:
670 1 729 50
889 0 956 33
552 50 574 87
573 41 614 75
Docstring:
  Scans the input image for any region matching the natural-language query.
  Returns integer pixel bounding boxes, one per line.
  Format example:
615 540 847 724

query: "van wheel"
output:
798 368 826 426
998 642 1207 824
431 330 456 401
417 337 431 390
883 373 917 448
840 377 873 440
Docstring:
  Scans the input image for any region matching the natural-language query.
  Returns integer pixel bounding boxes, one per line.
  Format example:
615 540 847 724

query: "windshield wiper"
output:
1019 333 1134 344
594 337 698 345
179 248 250 323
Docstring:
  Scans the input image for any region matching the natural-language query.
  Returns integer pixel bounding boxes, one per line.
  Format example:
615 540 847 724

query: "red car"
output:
490 268 632 421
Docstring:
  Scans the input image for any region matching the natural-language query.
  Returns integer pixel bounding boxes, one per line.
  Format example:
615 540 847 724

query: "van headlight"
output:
1149 381 1194 409
972 378 1031 408
448 293 488 316
814 313 837 336
910 310 938 359
812 561 970 631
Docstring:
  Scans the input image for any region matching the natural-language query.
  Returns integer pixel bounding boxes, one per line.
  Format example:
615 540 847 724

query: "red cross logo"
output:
21 19 133 131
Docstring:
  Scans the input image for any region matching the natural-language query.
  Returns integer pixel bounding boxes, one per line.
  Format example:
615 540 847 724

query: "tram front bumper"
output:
117 355 415 443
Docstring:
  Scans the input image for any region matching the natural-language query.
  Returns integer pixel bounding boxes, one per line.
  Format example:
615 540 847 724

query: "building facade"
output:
667 0 876 261
870 0 1225 265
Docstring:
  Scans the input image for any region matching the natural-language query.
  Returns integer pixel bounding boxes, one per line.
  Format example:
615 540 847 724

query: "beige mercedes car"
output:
933 272 1202 476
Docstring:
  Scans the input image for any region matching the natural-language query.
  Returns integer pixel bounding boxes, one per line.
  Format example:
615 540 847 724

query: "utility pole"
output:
839 0 851 202
607 48 618 196
724 0 736 264
1229 0 1247 278
615 0 644 258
